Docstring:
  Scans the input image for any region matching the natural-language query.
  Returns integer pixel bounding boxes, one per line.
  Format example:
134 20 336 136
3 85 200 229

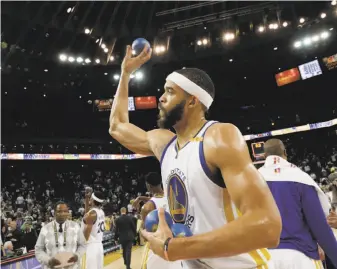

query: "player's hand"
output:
327 211 337 229
121 45 152 75
67 254 78 263
48 257 61 268
132 196 151 210
141 208 174 260
318 245 325 260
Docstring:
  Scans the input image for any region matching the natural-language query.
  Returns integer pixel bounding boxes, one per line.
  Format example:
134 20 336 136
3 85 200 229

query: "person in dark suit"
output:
115 207 136 269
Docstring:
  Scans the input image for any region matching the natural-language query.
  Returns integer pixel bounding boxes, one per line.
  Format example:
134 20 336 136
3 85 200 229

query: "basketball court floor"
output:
104 246 144 269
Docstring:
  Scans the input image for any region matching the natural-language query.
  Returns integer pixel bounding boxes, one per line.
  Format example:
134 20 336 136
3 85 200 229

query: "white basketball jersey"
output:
83 207 105 244
160 121 271 269
149 196 169 211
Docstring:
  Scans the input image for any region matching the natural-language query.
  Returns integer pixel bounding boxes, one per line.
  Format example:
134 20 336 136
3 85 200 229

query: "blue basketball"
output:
132 38 151 56
144 209 173 232
171 223 193 238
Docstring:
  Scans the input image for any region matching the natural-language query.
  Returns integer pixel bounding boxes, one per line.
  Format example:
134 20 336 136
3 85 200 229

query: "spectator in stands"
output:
5 220 23 250
21 217 37 251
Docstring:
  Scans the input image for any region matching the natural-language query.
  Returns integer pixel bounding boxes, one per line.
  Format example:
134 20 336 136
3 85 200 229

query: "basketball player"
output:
109 45 282 268
140 172 179 269
257 139 337 269
81 191 105 269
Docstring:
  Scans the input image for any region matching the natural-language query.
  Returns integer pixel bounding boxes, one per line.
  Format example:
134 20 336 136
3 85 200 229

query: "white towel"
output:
259 156 331 216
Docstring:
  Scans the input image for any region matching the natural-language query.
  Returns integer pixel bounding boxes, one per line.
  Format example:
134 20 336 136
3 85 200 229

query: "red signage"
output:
275 68 300 87
322 53 337 70
135 96 157 110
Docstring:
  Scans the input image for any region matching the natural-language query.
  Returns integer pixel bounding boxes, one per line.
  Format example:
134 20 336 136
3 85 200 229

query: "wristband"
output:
163 237 172 261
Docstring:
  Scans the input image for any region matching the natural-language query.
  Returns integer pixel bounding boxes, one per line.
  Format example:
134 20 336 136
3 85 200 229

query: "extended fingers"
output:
125 45 132 59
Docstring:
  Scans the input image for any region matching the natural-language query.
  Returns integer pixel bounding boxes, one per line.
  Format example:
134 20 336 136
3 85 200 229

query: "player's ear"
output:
188 96 198 108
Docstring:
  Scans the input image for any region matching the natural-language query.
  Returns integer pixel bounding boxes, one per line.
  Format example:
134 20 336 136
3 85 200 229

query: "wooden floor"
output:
104 246 144 269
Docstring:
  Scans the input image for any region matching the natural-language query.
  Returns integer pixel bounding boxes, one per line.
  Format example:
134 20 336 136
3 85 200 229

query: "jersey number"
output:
97 221 105 234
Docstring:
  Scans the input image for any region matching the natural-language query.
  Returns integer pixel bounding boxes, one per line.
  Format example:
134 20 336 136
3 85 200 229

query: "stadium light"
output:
68 56 75 62
44 69 48 72
113 74 120 80
258 26 265 33
223 32 235 41
303 37 312 46
67 7 72 13
95 59 100 64
282 22 288 27
101 43 106 49
76 57 83 63
135 72 143 80
299 18 305 24
332 0 336 5
104 48 108 53
268 23 278 30
294 41 302 48
110 56 114 61
59 54 67 61
85 58 91 63
321 31 329 39
202 38 208 45
320 13 327 19
197 40 202 46
155 45 166 54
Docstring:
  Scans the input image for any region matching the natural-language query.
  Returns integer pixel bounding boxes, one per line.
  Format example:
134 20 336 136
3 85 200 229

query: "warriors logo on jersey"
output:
167 173 188 223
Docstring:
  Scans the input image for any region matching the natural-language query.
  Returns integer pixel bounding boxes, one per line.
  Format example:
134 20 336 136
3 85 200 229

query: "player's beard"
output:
157 100 186 129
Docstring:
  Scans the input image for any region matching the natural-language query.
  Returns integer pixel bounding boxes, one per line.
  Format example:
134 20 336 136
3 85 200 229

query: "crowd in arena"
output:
1 128 337 259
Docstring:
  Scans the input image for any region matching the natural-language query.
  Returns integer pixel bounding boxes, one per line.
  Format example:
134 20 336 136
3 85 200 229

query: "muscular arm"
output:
169 123 282 260
108 72 174 159
140 201 156 229
83 211 97 241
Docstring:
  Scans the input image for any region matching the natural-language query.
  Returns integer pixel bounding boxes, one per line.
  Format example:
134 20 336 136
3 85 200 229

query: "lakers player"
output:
109 45 282 268
82 191 105 269
140 172 180 269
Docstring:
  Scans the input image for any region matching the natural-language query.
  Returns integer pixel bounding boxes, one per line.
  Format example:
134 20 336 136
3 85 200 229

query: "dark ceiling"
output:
1 1 337 142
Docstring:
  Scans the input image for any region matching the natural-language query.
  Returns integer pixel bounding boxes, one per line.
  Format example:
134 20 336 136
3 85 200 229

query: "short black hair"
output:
92 191 105 206
54 201 68 211
145 172 162 187
264 139 286 158
175 68 215 100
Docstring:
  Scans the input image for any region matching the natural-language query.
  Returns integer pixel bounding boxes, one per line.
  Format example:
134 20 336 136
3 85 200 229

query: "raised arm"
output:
108 45 173 159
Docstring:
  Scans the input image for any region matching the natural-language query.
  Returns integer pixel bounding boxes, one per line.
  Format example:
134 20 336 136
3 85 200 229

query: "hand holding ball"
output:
122 38 152 75
144 209 173 232
171 223 193 238
132 38 151 56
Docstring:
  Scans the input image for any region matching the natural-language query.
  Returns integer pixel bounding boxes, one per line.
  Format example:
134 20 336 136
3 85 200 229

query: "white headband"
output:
91 193 104 203
166 72 213 109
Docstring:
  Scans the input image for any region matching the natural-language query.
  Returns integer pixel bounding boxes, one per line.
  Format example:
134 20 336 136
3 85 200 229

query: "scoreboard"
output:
251 142 265 159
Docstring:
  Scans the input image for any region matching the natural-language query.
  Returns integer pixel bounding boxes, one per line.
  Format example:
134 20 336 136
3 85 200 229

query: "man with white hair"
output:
258 139 337 269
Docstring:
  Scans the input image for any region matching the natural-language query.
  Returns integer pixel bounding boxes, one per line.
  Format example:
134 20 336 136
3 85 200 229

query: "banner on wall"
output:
94 97 135 112
275 68 300 87
322 53 337 70
298 59 322 80
134 96 157 110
